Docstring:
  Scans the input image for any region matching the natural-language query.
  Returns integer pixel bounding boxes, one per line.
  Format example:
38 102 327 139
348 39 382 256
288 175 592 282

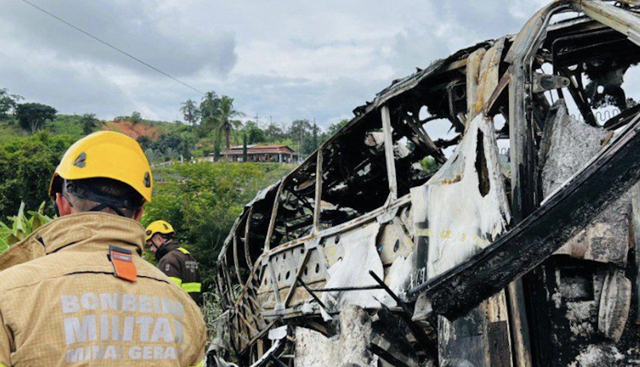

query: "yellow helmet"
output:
145 220 175 242
49 131 153 203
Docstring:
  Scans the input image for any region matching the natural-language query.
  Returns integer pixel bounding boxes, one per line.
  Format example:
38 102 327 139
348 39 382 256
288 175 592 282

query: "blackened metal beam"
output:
565 71 598 127
409 114 640 319
296 276 331 315
304 285 383 292
268 355 289 367
369 271 438 359
604 104 640 130
368 344 411 367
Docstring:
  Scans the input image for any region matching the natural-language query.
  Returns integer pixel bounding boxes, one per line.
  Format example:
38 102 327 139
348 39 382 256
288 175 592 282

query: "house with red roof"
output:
217 144 299 163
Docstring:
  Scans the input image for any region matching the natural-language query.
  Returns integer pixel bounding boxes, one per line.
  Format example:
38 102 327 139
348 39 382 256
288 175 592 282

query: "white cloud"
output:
0 0 637 131
0 0 238 77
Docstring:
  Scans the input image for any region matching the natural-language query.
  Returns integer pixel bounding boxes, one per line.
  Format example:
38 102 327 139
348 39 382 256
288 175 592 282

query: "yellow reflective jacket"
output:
0 213 206 367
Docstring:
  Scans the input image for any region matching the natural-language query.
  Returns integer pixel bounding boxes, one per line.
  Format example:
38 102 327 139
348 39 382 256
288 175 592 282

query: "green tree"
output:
180 99 200 127
152 132 192 158
421 156 441 174
0 89 23 119
144 148 162 164
313 121 319 148
161 148 176 161
79 113 100 135
326 118 349 136
288 119 311 155
0 132 75 220
141 162 292 287
319 118 350 144
15 103 57 134
242 133 248 162
265 122 284 142
137 135 152 151
242 121 266 144
215 96 242 150
213 141 221 161
199 91 220 135
130 111 142 125
302 120 321 154
288 119 311 140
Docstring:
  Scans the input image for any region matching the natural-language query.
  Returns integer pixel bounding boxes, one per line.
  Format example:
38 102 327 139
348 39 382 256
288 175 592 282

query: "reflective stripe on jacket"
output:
156 241 203 306
0 213 206 367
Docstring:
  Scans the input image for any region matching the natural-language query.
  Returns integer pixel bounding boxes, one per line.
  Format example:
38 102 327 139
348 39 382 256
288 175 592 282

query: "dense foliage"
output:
0 132 76 220
142 162 293 288
0 88 23 119
80 113 101 135
0 129 294 287
0 86 355 338
130 111 142 125
0 202 53 253
16 103 57 134
137 127 197 164
0 131 295 284
0 86 350 287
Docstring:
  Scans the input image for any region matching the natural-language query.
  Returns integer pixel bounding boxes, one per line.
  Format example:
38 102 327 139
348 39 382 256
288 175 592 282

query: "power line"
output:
20 0 205 95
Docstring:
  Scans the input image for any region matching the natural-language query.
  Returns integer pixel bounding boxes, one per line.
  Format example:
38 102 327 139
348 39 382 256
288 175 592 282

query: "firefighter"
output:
0 131 206 367
145 220 203 306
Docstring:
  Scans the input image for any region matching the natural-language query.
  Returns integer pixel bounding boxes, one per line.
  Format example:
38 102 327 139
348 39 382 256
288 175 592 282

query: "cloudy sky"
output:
0 0 552 128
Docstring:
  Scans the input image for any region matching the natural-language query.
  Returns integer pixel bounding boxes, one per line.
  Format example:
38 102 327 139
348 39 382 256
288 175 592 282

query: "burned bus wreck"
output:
213 1 640 366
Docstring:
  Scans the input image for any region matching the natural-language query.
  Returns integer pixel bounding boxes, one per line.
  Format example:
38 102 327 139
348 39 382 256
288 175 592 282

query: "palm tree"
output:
199 91 220 132
144 148 161 164
215 96 242 150
163 147 179 161
179 99 200 127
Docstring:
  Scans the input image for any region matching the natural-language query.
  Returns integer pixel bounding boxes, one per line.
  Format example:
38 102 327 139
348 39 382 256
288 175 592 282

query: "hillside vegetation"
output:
0 87 337 294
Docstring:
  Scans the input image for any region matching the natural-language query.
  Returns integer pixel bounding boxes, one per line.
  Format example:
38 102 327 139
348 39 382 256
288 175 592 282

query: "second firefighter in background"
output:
146 220 203 306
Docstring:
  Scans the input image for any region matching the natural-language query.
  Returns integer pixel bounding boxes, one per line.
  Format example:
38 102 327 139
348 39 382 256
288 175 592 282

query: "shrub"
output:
0 202 53 253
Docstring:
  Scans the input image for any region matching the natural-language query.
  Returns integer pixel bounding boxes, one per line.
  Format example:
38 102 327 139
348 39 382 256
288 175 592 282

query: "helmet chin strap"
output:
150 235 170 252
158 236 171 249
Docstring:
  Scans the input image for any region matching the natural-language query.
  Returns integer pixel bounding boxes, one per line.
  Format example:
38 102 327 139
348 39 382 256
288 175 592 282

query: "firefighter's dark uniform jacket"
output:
155 240 202 306
0 213 206 367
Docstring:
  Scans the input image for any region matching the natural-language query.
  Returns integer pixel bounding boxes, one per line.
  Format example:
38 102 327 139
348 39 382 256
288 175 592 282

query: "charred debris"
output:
212 1 640 366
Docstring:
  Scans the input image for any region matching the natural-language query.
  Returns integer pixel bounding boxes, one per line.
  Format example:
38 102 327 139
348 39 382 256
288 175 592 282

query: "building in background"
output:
218 144 299 163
